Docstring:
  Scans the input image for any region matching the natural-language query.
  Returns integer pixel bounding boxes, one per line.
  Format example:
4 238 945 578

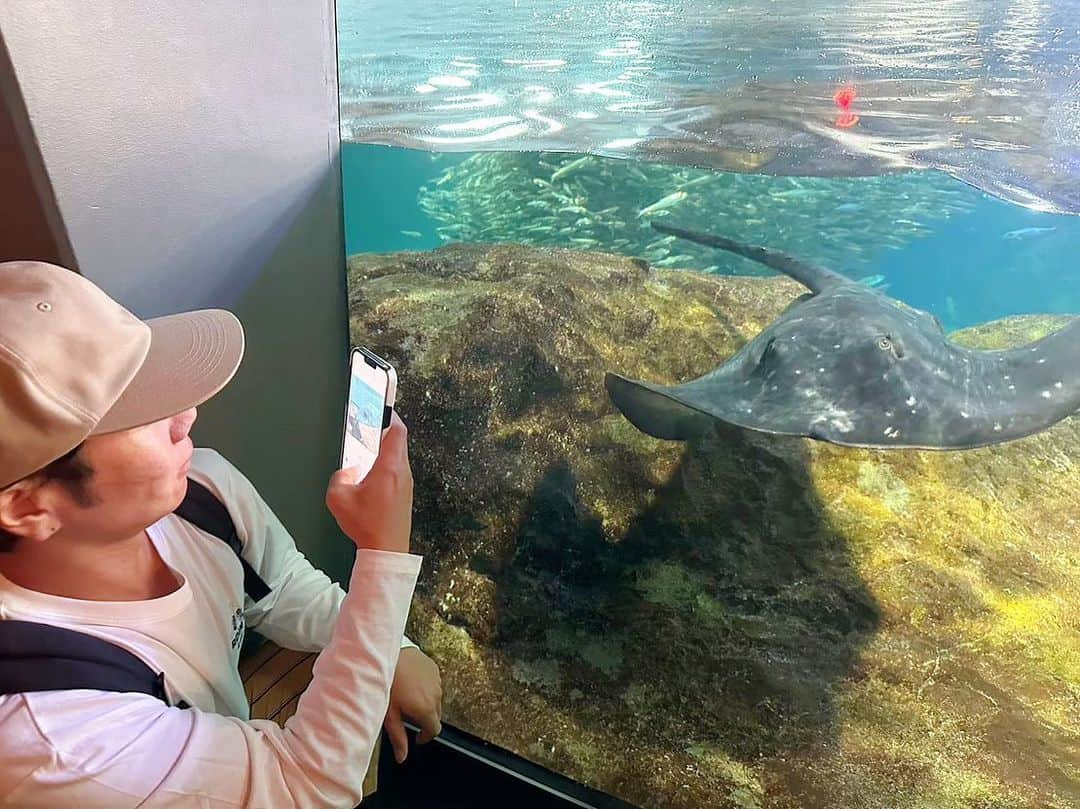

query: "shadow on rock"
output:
494 420 880 760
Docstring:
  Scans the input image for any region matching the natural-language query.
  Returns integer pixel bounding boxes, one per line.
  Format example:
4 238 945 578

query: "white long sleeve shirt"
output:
0 448 422 808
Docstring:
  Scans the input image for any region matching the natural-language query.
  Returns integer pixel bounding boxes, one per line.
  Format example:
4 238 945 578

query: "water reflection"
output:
338 0 1079 214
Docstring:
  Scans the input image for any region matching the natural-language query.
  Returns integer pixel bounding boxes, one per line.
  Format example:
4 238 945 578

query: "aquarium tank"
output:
336 2 1078 807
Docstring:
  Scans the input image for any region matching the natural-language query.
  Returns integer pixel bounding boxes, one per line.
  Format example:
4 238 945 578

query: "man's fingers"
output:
384 709 409 764
416 709 443 745
379 412 409 461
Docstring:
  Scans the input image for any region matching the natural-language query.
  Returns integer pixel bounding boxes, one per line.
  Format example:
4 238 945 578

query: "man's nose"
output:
172 408 198 442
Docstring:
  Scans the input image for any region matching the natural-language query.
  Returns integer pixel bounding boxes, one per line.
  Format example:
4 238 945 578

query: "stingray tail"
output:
650 222 847 294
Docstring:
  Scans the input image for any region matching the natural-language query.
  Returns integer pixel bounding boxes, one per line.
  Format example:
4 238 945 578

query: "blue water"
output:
342 146 465 253
343 142 1080 330
882 198 1080 329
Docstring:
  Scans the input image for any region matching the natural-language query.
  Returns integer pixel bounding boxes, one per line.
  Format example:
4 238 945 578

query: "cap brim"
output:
92 309 244 436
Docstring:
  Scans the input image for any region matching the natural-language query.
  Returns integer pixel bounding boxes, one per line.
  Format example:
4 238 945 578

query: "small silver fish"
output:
1002 226 1056 241
678 174 715 190
550 156 592 182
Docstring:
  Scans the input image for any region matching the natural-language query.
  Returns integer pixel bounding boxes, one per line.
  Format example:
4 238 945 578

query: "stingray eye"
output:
877 335 892 351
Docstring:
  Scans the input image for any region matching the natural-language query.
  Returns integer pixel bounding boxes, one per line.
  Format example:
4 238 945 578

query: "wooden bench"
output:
239 640 381 796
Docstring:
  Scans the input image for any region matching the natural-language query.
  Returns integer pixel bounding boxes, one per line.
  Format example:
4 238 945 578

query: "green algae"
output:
856 460 912 514
545 626 625 679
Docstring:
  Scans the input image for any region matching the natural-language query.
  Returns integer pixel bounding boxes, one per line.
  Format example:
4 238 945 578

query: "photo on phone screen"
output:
341 348 391 477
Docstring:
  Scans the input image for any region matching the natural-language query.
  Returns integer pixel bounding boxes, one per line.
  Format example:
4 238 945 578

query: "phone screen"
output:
341 349 390 477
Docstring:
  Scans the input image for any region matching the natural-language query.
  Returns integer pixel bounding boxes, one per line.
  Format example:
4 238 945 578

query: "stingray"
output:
605 223 1080 449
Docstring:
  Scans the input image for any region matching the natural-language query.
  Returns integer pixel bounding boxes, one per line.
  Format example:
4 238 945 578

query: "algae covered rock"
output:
347 244 1078 809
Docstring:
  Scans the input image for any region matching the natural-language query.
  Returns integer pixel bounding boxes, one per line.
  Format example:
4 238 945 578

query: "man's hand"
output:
326 412 413 554
384 647 443 763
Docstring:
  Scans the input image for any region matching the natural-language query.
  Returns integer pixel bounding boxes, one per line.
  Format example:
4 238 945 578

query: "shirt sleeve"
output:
0 549 422 809
188 449 417 651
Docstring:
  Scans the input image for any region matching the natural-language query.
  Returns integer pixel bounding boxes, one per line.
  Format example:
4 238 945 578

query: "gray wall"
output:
0 2 355 581
0 35 75 267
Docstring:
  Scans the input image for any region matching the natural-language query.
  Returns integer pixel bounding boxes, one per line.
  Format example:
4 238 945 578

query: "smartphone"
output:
340 346 397 479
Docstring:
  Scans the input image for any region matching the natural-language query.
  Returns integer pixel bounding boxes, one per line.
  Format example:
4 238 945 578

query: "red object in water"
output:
834 85 856 109
833 84 859 128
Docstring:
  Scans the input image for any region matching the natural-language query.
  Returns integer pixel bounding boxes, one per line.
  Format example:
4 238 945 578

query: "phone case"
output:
383 365 398 428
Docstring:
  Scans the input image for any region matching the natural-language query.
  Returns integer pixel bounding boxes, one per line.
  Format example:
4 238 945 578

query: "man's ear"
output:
0 479 60 542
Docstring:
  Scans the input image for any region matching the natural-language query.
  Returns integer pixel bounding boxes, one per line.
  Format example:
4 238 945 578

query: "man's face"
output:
52 407 199 542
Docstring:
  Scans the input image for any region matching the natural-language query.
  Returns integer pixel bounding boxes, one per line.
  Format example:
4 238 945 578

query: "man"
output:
0 260 441 807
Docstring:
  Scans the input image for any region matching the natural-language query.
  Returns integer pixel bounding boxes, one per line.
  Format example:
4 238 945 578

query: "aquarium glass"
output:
337 3 1079 807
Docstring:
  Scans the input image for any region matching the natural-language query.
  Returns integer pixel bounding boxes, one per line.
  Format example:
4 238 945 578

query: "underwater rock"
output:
348 243 1078 809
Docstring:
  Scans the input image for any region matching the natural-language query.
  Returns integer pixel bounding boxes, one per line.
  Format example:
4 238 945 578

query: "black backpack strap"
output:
0 477 268 707
174 478 271 602
0 620 184 707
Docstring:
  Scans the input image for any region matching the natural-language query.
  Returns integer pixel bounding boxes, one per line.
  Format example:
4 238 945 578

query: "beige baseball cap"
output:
0 260 245 488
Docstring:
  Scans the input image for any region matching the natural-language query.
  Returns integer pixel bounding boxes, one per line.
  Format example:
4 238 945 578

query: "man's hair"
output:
0 444 95 552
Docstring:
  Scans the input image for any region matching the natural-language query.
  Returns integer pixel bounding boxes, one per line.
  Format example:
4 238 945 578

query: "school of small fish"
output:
417 152 978 277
